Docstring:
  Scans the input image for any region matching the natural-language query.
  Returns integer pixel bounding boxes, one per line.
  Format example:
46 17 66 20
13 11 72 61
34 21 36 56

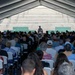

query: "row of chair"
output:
42 59 75 75
0 43 28 75
1 42 75 75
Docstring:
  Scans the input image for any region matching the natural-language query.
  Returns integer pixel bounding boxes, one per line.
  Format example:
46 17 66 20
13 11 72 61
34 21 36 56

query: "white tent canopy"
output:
0 0 75 20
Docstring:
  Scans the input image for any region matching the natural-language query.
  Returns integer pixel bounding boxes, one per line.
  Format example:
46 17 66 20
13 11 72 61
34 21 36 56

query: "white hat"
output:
65 42 71 46
0 60 3 69
47 40 53 45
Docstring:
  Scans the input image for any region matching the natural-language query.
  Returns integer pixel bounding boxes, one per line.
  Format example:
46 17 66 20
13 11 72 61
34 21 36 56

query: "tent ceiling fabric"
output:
0 0 21 8
0 0 75 20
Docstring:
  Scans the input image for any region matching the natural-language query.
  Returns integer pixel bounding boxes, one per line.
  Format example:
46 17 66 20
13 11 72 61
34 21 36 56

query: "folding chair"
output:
2 56 7 65
7 52 14 75
22 43 28 60
22 43 28 53
7 52 13 66
44 67 52 75
11 46 20 56
42 59 54 69
1 56 8 74
0 59 3 75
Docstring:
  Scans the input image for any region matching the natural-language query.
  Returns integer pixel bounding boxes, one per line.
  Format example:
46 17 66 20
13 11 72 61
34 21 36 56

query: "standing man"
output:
38 26 43 34
38 26 43 39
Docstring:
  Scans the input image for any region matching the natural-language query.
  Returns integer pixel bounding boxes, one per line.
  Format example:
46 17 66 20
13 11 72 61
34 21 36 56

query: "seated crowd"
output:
0 30 75 75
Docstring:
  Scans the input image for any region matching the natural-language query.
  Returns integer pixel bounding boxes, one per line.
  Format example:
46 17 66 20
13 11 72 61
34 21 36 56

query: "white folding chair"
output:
7 52 13 66
0 59 3 69
23 44 28 50
1 56 7 65
70 60 75 69
1 56 8 74
0 59 3 74
44 67 52 75
42 59 54 69
23 44 28 53
11 46 20 56
7 52 13 60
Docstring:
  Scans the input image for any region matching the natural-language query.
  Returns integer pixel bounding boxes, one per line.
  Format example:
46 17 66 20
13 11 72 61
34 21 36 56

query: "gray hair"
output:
58 62 75 75
39 42 47 51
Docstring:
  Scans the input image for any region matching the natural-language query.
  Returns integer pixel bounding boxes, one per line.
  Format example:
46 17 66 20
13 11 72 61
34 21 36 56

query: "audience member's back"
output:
68 53 75 60
52 35 59 48
51 53 71 75
35 50 50 68
58 62 75 75
38 42 52 60
27 52 47 75
55 40 64 52
3 41 16 56
64 43 75 60
46 40 56 59
21 59 36 75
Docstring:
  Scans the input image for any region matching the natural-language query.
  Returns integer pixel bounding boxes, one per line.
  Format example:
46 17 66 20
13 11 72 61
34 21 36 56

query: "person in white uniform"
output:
46 40 57 60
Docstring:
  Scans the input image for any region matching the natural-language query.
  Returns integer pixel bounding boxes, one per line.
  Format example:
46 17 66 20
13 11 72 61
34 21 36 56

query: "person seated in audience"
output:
21 59 36 75
27 33 32 45
46 40 57 60
3 41 16 56
58 49 65 54
15 37 21 48
55 39 64 52
0 35 6 49
27 52 48 75
64 43 75 60
51 53 71 75
27 33 34 44
20 35 28 44
35 50 50 67
65 38 74 50
20 35 29 50
9 37 16 47
27 33 35 51
39 42 52 59
52 35 59 48
58 62 75 75
54 49 66 62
